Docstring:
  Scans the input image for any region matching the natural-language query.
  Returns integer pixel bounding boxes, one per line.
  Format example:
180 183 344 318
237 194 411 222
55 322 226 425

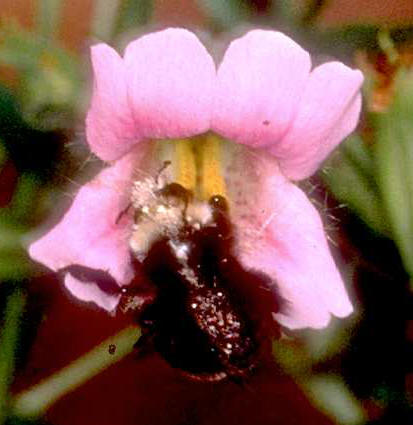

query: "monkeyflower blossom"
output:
29 28 363 330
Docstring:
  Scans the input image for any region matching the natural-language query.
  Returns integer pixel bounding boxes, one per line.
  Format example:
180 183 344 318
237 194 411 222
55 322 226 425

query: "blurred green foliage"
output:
324 66 413 281
323 134 389 236
374 69 413 277
0 24 82 130
197 0 250 29
1 1 413 424
115 0 153 36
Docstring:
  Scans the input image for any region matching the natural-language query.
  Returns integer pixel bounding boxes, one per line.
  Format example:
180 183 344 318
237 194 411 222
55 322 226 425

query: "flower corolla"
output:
29 28 363 330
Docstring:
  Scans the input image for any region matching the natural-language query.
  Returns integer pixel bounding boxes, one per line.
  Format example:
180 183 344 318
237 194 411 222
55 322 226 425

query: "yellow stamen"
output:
175 139 196 192
198 134 226 200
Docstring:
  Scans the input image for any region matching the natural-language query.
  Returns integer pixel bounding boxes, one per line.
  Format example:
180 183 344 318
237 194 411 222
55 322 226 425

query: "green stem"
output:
0 290 25 425
12 325 141 419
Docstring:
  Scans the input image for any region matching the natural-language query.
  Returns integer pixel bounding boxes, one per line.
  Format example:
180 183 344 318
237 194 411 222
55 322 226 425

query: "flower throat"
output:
121 135 280 382
174 134 226 201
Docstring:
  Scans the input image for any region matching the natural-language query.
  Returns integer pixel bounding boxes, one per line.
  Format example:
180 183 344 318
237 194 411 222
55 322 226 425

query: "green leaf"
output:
374 69 413 277
0 291 25 424
323 135 389 236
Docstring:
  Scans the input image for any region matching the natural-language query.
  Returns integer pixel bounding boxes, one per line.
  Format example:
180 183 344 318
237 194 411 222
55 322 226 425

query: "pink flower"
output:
29 28 363 330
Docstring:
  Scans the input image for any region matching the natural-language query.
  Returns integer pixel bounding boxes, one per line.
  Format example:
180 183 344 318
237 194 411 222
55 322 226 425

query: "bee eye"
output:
208 195 228 213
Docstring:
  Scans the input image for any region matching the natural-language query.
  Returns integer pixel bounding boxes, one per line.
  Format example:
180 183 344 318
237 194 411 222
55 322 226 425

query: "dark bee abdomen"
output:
134 199 266 382
120 188 282 382
187 284 256 371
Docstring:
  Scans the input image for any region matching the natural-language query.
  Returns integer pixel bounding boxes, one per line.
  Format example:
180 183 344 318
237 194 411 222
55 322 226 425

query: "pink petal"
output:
225 146 353 329
64 274 120 311
212 30 311 148
272 62 363 180
29 146 148 309
86 44 138 161
124 28 215 140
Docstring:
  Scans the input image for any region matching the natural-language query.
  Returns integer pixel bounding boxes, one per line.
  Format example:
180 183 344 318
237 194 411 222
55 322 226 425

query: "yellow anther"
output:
198 134 226 200
175 139 196 192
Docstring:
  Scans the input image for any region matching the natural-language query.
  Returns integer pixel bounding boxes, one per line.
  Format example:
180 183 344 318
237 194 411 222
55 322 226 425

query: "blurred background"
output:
1 0 413 424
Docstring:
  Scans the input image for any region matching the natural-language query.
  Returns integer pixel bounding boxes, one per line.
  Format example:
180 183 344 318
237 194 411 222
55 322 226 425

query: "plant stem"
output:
12 325 141 419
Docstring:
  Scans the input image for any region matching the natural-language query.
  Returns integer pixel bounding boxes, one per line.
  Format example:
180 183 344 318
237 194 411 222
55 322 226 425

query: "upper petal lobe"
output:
86 44 137 161
213 30 311 148
124 28 215 141
272 62 363 180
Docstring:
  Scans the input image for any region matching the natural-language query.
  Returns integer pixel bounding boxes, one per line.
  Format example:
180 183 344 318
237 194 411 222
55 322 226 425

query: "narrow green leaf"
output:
323 135 389 236
304 375 366 425
13 326 141 418
0 291 25 424
374 69 413 277
340 134 374 180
